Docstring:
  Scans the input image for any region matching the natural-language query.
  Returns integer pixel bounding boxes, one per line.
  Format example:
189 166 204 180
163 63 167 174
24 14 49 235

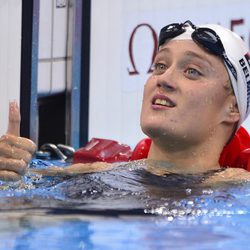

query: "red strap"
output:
130 137 152 161
219 126 250 169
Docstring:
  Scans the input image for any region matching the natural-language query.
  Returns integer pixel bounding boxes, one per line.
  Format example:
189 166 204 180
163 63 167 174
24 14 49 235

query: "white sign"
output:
0 1 21 136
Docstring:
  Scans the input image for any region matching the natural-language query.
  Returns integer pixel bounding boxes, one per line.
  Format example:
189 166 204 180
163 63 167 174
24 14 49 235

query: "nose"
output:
157 82 175 91
156 68 177 92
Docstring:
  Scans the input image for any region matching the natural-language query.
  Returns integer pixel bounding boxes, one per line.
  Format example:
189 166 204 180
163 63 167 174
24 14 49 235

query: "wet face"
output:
140 39 233 147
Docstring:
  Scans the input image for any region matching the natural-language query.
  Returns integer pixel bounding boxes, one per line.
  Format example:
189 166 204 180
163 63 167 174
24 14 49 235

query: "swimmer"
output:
1 20 250 184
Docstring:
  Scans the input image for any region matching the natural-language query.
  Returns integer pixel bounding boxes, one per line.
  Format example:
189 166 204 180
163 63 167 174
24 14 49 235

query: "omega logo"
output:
127 23 158 75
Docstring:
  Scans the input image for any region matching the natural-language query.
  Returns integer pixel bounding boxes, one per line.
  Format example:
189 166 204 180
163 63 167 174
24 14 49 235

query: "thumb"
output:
7 101 21 137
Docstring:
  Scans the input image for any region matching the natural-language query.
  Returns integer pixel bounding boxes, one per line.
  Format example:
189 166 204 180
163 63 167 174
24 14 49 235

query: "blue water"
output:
0 212 250 250
0 159 250 250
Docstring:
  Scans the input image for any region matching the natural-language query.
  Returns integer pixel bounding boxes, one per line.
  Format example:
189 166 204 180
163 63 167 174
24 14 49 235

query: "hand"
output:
0 101 36 181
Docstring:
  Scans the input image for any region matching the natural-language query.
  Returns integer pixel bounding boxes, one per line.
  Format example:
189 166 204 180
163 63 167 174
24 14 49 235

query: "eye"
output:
153 63 167 75
185 68 202 79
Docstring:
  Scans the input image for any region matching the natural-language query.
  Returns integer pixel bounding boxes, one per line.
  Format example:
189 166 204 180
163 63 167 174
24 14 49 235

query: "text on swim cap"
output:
245 53 250 68
239 55 250 113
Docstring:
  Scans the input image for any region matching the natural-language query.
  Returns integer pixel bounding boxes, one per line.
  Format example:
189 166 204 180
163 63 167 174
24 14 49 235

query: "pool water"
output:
0 159 250 249
1 211 250 250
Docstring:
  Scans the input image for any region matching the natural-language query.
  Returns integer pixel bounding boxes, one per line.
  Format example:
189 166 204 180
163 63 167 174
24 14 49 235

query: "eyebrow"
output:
157 48 214 67
182 51 213 67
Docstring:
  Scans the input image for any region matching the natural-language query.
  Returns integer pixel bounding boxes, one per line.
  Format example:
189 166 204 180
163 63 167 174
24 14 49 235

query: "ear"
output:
223 95 240 124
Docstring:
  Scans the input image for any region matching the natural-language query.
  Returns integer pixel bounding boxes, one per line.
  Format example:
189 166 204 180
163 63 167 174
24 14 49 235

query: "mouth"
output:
152 95 175 108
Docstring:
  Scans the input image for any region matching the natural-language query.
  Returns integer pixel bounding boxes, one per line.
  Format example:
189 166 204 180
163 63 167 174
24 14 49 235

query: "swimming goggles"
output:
158 20 238 81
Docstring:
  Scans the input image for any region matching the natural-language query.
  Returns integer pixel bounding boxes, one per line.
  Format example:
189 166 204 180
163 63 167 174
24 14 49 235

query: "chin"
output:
141 123 168 139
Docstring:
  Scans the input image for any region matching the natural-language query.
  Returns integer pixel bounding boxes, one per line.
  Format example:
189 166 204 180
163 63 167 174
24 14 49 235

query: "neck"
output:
147 135 226 173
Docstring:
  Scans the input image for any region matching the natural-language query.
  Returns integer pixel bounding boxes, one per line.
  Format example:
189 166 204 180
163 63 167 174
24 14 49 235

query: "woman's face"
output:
140 39 233 147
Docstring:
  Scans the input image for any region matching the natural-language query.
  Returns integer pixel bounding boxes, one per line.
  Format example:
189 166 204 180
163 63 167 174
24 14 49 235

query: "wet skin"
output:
0 40 246 183
140 40 240 171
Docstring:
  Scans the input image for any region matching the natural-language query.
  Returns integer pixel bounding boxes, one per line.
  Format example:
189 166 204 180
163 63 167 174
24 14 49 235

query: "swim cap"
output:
169 23 250 128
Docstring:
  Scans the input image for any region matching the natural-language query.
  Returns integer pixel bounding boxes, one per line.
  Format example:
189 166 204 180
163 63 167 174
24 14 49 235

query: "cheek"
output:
183 89 204 108
142 78 154 105
201 85 227 107
141 84 150 119
141 86 148 110
144 76 154 90
180 89 212 118
183 86 227 116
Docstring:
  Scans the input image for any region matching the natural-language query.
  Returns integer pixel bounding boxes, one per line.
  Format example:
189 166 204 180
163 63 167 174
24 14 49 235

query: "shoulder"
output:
203 168 250 185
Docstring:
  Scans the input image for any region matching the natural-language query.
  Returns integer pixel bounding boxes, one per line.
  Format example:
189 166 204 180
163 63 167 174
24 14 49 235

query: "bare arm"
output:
31 161 115 177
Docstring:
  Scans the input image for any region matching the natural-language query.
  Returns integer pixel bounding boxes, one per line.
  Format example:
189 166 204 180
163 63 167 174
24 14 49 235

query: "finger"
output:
0 157 27 175
0 142 33 163
0 170 21 182
7 101 21 137
0 134 37 154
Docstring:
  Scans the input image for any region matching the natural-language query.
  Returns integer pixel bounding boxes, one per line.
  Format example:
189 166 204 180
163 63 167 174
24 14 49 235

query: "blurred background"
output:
0 0 250 149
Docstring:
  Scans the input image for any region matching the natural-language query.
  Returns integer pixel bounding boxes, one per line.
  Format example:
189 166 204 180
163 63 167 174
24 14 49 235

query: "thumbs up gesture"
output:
0 101 36 181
